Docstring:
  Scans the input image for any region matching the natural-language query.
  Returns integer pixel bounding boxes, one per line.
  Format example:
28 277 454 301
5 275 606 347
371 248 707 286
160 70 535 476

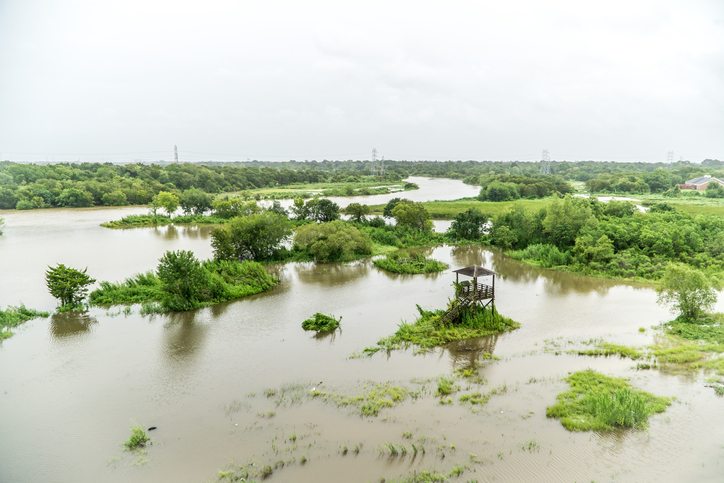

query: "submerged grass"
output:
301 313 341 333
373 252 448 274
364 304 519 354
0 305 50 340
102 213 226 229
546 370 671 431
574 342 645 360
311 382 416 417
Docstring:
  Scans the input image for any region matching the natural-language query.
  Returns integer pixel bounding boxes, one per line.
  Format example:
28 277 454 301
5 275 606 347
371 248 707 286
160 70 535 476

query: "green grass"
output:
229 180 414 199
89 260 277 312
635 194 724 217
575 342 645 360
546 370 671 431
436 377 458 397
370 197 555 219
311 382 414 417
124 426 150 450
102 213 226 229
364 304 520 354
301 313 341 333
0 305 50 340
373 252 448 274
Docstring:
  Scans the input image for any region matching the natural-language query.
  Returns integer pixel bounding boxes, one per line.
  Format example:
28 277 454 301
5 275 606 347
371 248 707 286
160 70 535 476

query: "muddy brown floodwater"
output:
0 178 722 482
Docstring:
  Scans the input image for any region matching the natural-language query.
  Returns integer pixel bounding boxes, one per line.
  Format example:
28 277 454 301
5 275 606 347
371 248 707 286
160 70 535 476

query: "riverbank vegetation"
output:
546 370 671 431
0 306 49 340
364 303 519 354
490 196 724 282
301 313 341 333
373 252 448 274
90 250 277 312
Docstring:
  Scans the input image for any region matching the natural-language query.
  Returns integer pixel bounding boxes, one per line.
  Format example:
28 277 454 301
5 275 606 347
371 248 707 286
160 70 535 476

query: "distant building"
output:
678 175 724 191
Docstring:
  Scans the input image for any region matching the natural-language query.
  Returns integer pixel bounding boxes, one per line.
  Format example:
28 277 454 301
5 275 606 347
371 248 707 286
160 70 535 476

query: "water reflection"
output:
162 311 208 362
50 312 97 339
446 335 499 372
293 261 370 286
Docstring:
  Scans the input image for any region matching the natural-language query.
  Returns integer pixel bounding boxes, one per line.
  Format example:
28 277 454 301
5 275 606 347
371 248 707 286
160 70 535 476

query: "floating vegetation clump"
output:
311 382 417 417
546 370 671 431
124 426 150 450
364 304 519 354
373 252 448 274
0 305 49 340
301 312 341 333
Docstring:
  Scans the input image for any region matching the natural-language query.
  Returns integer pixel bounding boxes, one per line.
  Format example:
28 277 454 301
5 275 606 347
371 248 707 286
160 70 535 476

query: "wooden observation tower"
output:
453 265 496 309
441 265 496 324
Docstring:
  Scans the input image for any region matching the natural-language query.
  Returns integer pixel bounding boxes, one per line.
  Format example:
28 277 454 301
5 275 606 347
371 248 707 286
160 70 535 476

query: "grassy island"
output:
373 252 448 274
90 251 277 313
546 370 671 431
364 303 519 354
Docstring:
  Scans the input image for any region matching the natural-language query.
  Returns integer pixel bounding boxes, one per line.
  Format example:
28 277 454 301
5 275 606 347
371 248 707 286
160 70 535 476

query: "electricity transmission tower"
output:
540 149 551 175
174 145 179 163
667 151 674 163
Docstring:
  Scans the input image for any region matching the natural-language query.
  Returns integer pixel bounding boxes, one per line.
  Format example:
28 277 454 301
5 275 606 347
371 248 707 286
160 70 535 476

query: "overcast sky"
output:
1 0 723 163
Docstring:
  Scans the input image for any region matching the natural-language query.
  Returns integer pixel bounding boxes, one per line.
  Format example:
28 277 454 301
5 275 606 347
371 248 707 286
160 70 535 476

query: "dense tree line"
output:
2 159 722 210
486 196 724 280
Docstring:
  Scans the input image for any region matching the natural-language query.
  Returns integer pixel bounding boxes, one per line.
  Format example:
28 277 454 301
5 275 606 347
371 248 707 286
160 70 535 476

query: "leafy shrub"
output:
508 243 570 267
373 252 448 274
294 221 372 262
301 313 341 333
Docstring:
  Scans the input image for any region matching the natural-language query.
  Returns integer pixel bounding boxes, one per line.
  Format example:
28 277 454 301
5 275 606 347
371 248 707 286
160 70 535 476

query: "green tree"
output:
294 221 372 262
291 197 309 220
45 264 96 309
156 250 210 311
305 198 340 222
57 187 94 207
656 263 718 320
448 208 488 240
479 181 520 201
180 188 213 214
344 203 371 223
211 212 292 261
101 190 128 206
542 197 594 248
391 201 432 232
383 197 403 218
0 216 4 235
212 196 259 219
152 191 180 216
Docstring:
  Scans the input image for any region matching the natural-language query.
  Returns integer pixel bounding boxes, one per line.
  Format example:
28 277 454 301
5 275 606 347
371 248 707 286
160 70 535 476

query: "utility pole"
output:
174 145 179 163
540 149 551 175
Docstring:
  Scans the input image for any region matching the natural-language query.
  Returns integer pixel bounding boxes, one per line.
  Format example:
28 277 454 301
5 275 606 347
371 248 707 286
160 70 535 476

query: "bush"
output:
157 250 211 311
508 243 571 267
391 200 432 232
301 313 341 333
373 252 448 274
294 221 372 262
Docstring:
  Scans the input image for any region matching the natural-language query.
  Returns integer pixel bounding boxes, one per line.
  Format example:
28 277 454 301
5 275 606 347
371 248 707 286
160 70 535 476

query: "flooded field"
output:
1 178 723 482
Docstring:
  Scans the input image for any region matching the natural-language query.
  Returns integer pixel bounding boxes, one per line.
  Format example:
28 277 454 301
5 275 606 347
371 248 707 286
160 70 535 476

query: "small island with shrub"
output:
301 313 341 334
373 251 448 274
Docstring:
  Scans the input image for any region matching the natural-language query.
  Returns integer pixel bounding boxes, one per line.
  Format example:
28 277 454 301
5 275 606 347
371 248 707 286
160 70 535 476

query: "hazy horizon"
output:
2 0 723 163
